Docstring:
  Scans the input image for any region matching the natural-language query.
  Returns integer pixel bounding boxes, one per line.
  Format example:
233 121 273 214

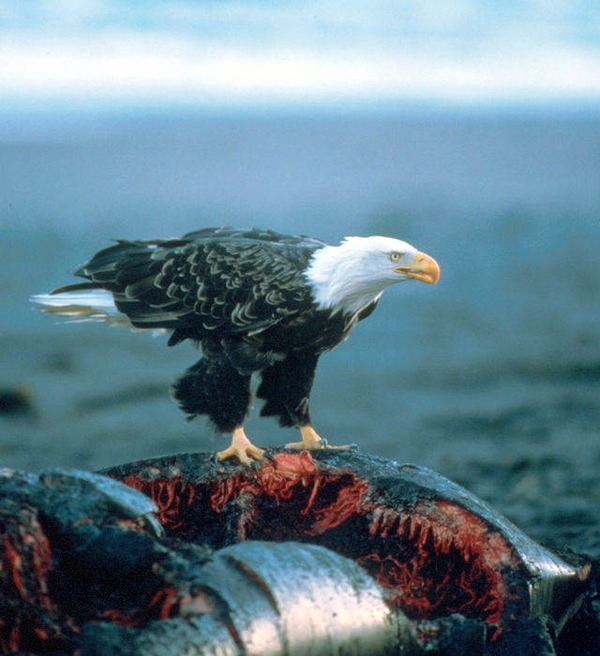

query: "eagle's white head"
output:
305 236 440 315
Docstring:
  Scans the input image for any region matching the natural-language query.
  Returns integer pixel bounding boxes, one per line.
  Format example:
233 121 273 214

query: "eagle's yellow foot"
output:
285 425 342 451
217 427 265 466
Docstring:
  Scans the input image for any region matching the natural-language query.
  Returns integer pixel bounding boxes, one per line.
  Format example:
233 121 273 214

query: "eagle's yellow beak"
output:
393 251 440 285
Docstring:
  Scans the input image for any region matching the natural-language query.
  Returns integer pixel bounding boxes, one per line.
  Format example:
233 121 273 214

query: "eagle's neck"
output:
305 242 388 316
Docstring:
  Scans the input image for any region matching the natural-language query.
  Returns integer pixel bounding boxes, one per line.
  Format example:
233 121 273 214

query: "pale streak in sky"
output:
1 1 599 109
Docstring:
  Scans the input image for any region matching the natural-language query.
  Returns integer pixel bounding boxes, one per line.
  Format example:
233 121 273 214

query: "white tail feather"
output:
30 290 132 327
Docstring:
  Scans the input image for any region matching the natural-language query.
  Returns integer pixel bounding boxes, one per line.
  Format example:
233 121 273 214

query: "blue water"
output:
1 110 599 553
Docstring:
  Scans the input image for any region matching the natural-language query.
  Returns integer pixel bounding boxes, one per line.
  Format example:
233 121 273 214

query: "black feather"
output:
68 228 324 338
59 227 381 434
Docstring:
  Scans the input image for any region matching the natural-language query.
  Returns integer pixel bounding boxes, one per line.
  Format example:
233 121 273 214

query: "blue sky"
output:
1 0 599 111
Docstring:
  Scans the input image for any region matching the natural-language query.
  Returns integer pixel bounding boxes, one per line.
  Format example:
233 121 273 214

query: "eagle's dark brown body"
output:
35 226 439 463
54 227 378 432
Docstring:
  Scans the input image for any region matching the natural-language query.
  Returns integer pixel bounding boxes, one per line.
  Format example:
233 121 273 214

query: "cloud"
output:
1 1 599 109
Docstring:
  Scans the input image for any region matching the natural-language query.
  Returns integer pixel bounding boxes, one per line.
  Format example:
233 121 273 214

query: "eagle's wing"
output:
62 230 324 340
180 227 326 248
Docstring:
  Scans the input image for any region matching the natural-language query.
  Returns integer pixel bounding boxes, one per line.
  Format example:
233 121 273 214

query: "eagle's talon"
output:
284 439 357 452
284 440 323 450
216 428 265 467
285 425 334 451
216 445 264 467
322 443 357 452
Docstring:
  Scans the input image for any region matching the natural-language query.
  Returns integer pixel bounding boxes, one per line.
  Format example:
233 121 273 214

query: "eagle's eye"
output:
389 251 402 263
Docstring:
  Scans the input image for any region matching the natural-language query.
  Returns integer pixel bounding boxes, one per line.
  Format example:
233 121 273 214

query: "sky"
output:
1 0 599 112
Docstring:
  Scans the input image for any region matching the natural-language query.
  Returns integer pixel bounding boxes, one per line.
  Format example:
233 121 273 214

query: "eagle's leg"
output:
283 424 326 451
173 354 264 465
216 426 265 466
258 354 352 451
285 425 353 451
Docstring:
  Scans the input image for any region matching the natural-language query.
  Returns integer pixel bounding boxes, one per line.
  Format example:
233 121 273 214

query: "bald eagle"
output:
32 227 440 464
